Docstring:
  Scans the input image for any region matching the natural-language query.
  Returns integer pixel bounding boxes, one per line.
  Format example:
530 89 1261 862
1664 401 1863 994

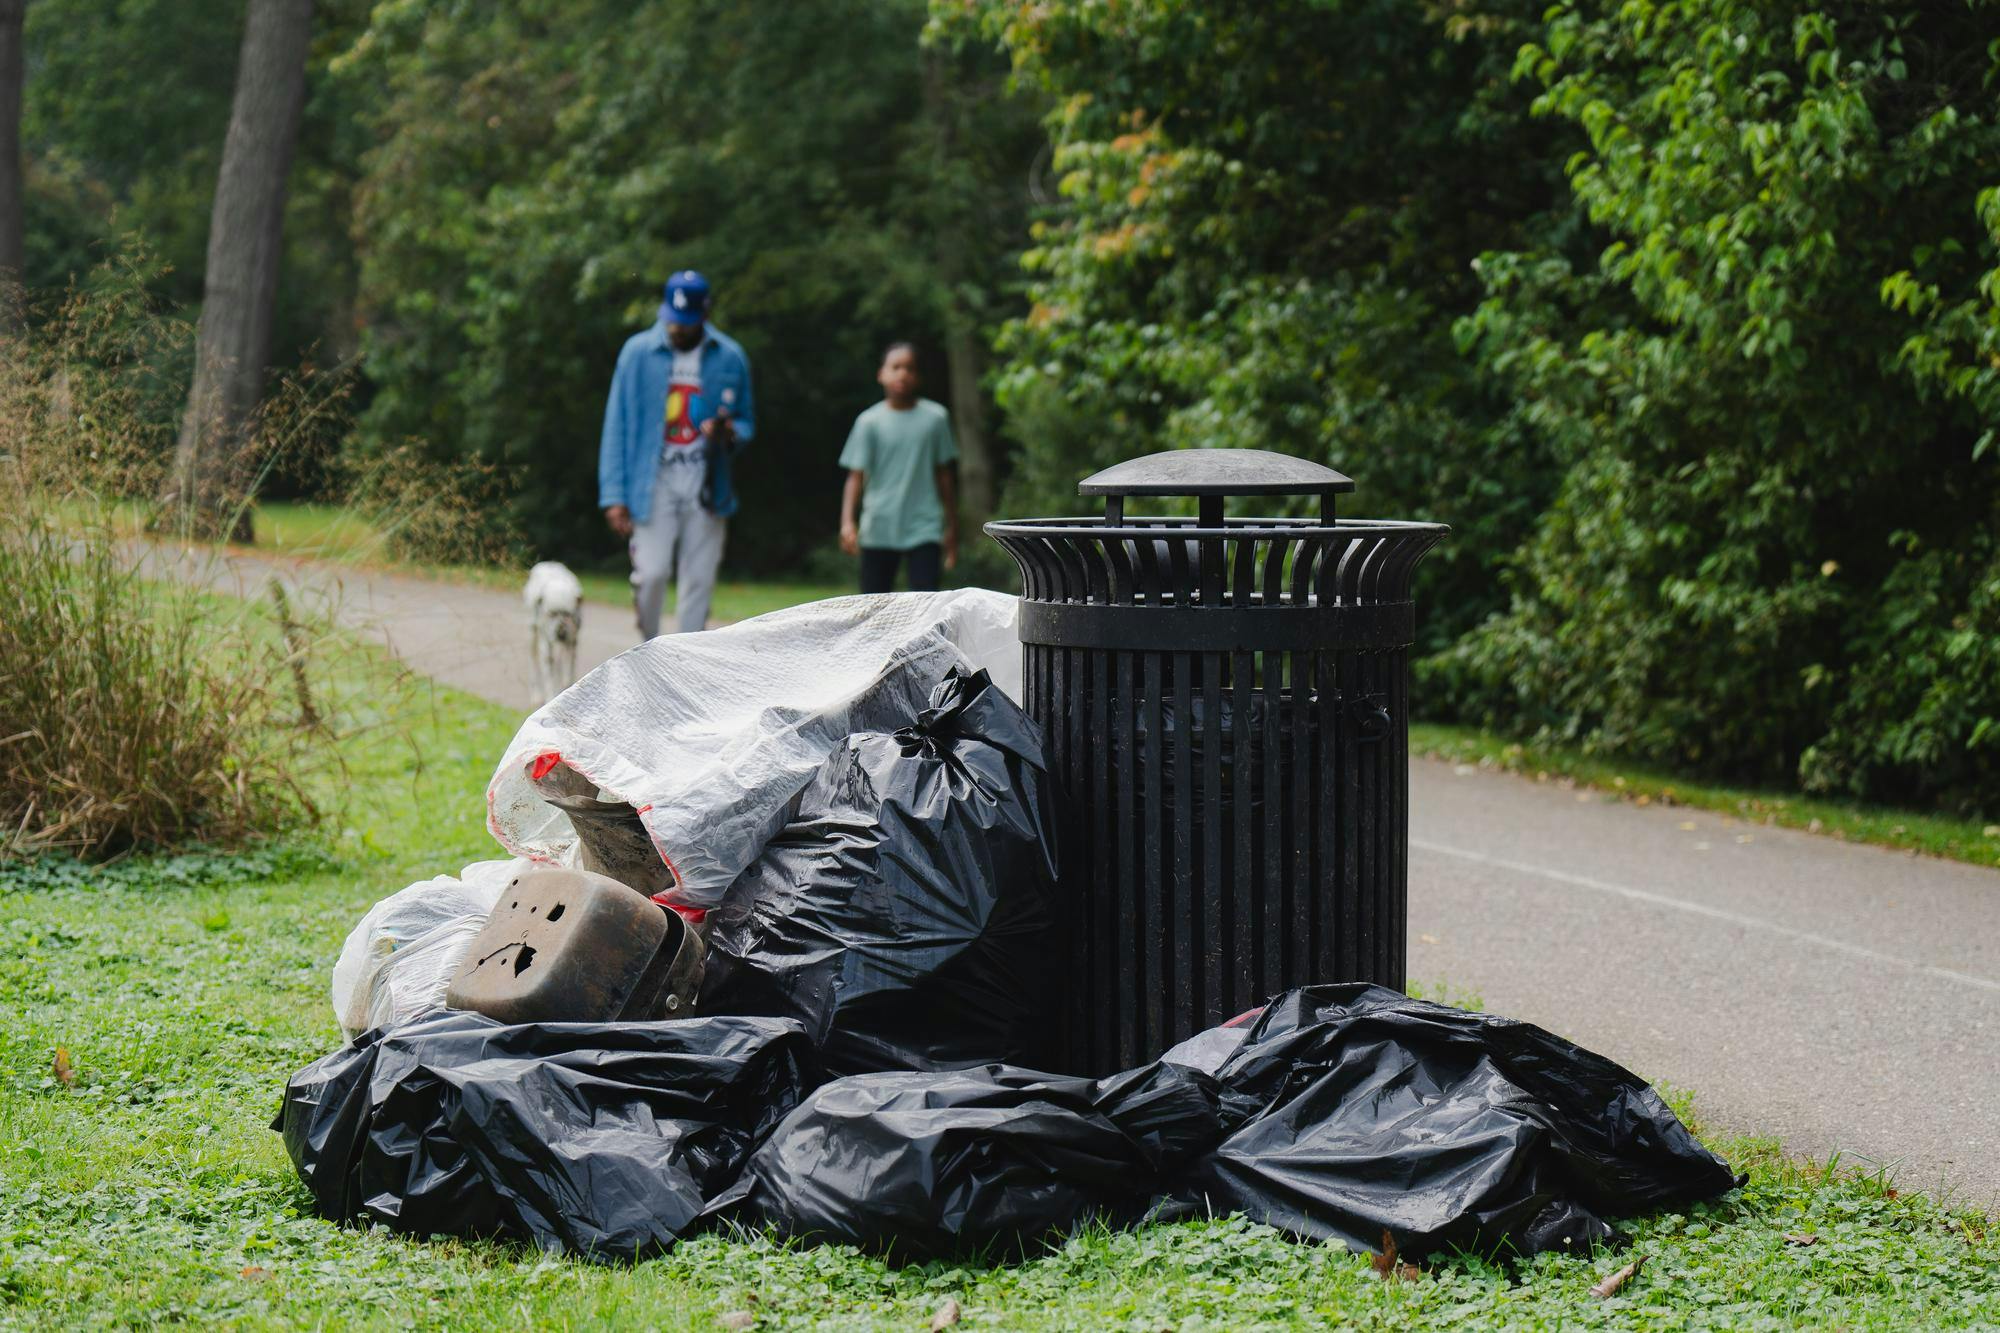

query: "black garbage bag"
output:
698 666 1061 1075
705 1059 1222 1261
1179 985 1742 1258
701 985 1735 1263
276 1009 817 1258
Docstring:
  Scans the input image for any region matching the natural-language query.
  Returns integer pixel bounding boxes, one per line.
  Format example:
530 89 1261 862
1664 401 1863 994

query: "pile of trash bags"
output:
293 591 1737 1264
282 984 1737 1263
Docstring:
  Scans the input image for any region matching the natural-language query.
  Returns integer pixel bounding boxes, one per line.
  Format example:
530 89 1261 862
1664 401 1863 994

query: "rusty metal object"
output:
532 761 675 898
445 867 705 1023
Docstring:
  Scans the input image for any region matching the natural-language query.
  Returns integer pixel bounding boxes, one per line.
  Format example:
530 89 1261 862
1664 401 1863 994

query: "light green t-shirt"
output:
839 398 959 550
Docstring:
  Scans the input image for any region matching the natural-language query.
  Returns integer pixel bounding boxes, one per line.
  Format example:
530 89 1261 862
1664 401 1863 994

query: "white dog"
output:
525 561 584 704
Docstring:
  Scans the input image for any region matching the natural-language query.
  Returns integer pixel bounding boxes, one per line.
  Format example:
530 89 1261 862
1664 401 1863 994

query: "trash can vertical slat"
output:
1230 643 1254 1014
1090 642 1113 1069
1287 537 1319 983
1172 644 1196 1026
1320 640 1336 980
1259 640 1285 1000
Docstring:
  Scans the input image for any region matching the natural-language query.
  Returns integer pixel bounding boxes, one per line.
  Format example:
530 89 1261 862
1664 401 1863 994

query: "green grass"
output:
1412 721 2000 873
247 500 847 626
2 649 1996 1327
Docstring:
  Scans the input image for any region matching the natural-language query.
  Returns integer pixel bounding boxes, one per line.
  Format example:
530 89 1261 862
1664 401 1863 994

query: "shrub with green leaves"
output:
1441 0 2000 808
941 0 1582 651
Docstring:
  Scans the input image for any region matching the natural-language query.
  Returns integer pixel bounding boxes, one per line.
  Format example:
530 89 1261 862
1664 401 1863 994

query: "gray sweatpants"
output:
630 494 727 639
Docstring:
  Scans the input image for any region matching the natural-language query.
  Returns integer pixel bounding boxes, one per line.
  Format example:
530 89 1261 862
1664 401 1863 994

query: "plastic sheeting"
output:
486 590 1020 909
698 666 1060 1076
280 984 1737 1263
329 860 521 1040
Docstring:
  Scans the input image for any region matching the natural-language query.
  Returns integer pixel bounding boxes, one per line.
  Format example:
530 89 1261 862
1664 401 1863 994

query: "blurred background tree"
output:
337 0 1041 565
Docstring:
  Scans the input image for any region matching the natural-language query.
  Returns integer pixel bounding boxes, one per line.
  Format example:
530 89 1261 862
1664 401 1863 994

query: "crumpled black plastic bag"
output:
706 985 1737 1262
697 666 1061 1076
1177 985 1743 1258
276 1009 817 1258
705 1059 1222 1261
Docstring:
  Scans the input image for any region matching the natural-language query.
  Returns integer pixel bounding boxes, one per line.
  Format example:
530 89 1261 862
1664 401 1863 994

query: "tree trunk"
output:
943 320 994 519
166 0 312 539
0 0 26 332
922 46 999 523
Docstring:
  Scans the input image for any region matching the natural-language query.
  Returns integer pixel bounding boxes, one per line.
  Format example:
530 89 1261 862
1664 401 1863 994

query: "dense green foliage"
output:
940 0 1575 648
20 0 370 429
958 0 2000 811
1442 1 2000 808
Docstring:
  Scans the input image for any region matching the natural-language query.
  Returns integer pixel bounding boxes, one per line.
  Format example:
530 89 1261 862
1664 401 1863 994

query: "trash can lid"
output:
1078 449 1355 498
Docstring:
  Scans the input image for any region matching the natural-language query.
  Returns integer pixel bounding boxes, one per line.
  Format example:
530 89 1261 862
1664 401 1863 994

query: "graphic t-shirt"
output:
838 398 958 550
659 346 706 502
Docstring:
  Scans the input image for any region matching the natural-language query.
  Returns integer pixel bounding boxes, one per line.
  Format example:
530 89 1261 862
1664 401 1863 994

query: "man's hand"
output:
702 410 736 447
840 521 861 557
605 504 633 538
943 530 959 571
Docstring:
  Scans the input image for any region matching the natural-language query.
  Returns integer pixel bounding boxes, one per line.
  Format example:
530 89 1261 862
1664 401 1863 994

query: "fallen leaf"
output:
1808 818 1824 833
1590 1255 1645 1299
1693 841 1711 851
1419 933 1439 945
930 1297 962 1329
1679 821 1698 832
1370 1229 1398 1279
1634 794 1651 807
1885 1188 1899 1200
718 1314 756 1331
1369 1231 1420 1282
1784 1233 1818 1247
240 1265 272 1281
52 1048 75 1088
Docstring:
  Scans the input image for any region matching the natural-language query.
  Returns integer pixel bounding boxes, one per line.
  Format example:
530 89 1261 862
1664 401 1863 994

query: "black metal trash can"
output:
986 449 1447 1075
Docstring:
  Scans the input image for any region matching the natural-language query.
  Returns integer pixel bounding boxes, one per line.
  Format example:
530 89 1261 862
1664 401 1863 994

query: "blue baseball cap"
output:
663 270 710 326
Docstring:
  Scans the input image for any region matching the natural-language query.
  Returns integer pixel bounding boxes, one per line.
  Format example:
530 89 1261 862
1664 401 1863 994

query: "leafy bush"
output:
943 0 1578 652
1441 0 2000 809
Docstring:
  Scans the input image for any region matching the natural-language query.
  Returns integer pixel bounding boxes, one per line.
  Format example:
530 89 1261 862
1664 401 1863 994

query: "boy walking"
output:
838 343 957 593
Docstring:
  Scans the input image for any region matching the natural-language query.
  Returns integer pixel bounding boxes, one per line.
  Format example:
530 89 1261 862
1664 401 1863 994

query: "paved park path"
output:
185 545 2000 1210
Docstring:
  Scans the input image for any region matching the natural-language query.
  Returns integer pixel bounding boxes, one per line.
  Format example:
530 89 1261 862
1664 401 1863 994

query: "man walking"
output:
598 270 755 638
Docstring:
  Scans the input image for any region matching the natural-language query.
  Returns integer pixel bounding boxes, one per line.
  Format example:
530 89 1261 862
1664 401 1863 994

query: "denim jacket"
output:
598 316 755 521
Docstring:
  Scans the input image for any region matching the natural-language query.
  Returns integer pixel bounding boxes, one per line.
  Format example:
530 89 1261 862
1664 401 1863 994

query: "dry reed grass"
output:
0 255 501 859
